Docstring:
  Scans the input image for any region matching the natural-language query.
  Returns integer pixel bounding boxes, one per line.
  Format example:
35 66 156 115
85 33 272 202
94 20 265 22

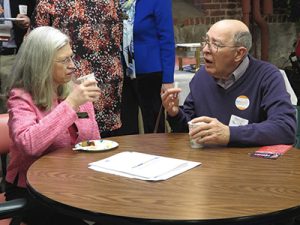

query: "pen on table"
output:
131 157 159 169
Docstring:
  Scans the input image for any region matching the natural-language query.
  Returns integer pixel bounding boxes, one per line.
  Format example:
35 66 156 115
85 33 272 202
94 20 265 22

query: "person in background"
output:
0 0 36 113
4 26 100 225
10 0 36 49
116 0 175 135
31 0 123 137
162 19 296 147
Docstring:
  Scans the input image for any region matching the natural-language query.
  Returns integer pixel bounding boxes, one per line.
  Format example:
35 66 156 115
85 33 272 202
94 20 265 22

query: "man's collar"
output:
232 55 249 81
216 56 249 89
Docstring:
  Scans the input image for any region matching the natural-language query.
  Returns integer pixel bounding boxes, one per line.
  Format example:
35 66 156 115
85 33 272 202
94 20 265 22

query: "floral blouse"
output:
31 0 123 133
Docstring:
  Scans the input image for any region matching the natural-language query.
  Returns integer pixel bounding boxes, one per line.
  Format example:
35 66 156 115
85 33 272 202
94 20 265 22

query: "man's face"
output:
202 27 240 79
52 44 75 86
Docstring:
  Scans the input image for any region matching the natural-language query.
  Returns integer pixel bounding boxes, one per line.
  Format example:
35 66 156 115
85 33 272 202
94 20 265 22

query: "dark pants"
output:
5 181 88 225
112 72 165 136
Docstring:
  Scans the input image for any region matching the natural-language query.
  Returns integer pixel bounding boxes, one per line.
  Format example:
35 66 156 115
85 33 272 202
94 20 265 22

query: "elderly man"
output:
162 19 297 147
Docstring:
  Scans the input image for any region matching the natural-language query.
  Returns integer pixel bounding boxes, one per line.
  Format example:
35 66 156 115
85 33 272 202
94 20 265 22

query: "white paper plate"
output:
73 140 119 152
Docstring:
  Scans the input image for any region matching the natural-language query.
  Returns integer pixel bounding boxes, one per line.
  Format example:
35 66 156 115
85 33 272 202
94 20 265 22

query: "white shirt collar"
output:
216 56 249 89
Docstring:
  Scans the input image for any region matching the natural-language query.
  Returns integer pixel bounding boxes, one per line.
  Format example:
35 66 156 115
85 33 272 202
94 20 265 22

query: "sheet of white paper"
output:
89 151 201 181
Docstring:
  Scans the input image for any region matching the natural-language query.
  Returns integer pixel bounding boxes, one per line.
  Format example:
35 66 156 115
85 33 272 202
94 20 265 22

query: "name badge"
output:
229 115 248 127
77 112 89 119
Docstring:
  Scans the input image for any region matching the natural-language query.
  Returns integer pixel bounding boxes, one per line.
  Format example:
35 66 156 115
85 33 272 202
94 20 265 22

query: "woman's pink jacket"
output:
6 88 100 187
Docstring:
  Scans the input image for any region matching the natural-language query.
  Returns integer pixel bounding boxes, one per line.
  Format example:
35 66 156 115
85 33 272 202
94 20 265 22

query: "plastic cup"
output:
19 5 28 15
188 121 204 148
76 73 99 101
76 73 96 84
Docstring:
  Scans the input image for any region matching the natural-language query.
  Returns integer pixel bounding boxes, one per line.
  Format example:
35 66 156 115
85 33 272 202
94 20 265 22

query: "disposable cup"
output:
19 5 28 15
76 73 96 84
188 121 204 148
76 73 99 101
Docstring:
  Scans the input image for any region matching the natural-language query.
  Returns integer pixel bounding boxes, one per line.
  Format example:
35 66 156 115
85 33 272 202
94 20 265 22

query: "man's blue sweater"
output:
168 56 297 147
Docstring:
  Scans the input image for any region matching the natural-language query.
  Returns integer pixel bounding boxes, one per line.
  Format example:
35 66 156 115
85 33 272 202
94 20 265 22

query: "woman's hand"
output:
65 80 100 110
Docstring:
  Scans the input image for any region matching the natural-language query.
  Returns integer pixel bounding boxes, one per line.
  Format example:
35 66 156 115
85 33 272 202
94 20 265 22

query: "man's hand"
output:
161 87 181 117
162 83 174 91
15 14 30 29
189 116 230 146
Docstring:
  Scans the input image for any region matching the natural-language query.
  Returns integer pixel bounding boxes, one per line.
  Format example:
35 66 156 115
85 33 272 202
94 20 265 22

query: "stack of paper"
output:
89 151 201 181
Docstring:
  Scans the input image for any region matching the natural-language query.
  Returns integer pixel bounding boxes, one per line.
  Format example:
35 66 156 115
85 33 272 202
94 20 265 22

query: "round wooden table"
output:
27 133 300 225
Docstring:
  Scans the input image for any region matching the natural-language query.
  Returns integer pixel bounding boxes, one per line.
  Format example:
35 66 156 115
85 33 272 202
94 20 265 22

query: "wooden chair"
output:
0 114 10 193
0 114 27 225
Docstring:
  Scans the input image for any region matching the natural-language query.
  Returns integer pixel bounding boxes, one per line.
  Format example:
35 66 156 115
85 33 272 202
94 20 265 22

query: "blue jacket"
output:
134 0 175 83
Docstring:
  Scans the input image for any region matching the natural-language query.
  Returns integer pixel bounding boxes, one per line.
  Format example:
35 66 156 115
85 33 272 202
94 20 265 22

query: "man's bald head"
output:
203 19 252 79
209 19 252 51
213 19 249 33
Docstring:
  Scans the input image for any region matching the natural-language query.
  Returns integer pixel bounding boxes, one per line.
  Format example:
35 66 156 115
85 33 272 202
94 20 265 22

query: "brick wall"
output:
173 0 299 68
173 0 290 26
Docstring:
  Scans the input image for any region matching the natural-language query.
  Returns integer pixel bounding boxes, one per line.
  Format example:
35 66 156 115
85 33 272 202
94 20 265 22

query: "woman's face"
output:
52 44 75 86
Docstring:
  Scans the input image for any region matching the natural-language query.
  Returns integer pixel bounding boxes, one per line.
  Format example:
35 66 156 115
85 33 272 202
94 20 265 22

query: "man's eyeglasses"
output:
200 37 240 53
55 55 75 65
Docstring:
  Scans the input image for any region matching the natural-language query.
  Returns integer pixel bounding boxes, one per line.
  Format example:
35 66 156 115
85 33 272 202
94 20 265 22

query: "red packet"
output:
250 145 293 160
256 145 293 155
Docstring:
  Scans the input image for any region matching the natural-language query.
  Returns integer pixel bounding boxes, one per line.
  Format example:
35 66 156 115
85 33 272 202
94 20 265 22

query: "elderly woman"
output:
4 26 100 225
32 0 123 138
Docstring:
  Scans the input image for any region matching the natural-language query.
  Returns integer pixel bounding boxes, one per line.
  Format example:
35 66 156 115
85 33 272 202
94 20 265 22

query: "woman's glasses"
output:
55 55 75 65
